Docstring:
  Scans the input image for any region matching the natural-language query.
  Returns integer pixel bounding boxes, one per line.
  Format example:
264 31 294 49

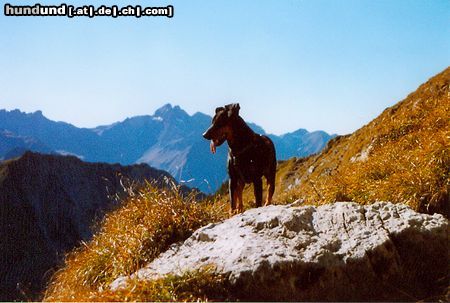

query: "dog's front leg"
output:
229 177 238 215
229 178 245 215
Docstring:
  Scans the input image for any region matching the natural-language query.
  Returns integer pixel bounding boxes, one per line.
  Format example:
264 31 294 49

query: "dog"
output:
203 103 276 214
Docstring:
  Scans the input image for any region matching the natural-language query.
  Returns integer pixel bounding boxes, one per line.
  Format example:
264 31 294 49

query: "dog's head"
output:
202 103 240 154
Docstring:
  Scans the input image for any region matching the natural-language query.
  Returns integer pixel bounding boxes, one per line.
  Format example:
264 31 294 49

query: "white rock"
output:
110 202 448 301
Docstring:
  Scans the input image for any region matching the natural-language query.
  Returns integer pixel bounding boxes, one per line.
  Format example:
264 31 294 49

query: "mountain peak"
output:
154 103 173 116
154 103 189 120
33 110 43 116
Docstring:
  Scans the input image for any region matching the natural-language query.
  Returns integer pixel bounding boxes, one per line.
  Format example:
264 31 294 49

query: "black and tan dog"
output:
203 103 276 214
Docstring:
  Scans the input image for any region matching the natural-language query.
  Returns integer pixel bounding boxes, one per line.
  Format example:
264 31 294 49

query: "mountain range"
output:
0 105 335 193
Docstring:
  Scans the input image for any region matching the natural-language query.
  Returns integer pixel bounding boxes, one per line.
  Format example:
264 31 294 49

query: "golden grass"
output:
261 67 449 216
88 265 231 302
44 184 228 301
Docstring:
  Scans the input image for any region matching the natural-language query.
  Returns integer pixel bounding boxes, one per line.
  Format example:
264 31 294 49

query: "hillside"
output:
0 152 184 301
270 66 449 217
0 105 335 193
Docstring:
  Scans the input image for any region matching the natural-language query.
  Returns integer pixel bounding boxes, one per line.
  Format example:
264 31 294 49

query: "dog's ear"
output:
215 107 224 114
227 103 240 118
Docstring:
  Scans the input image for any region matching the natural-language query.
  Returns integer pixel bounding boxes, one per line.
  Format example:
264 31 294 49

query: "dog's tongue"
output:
210 140 216 154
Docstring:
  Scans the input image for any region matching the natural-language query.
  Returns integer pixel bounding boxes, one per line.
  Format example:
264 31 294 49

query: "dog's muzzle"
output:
203 127 226 154
202 131 211 140
202 125 214 140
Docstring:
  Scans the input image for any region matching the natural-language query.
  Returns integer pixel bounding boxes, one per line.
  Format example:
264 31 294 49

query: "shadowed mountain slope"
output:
0 152 182 301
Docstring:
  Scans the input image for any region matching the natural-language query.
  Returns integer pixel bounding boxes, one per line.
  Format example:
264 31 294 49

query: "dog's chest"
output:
229 151 262 182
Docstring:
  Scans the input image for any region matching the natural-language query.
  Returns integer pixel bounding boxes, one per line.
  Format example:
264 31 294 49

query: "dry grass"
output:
89 265 231 302
259 67 449 217
44 184 228 301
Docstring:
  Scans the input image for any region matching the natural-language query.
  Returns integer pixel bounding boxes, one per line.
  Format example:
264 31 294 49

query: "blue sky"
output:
0 0 448 135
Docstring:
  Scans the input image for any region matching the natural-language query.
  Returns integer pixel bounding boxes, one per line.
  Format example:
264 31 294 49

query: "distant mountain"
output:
0 109 102 161
91 114 163 164
133 105 230 192
269 129 335 160
0 152 184 301
0 106 335 193
0 130 53 160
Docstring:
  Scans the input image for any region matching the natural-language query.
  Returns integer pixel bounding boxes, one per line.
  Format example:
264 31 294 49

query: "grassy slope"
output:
44 67 449 301
44 185 228 301
268 67 449 216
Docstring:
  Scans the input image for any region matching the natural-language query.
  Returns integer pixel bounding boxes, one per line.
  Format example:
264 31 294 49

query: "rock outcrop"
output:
111 202 448 301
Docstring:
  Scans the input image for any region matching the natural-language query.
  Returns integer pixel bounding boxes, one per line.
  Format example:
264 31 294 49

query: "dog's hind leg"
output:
265 174 275 206
229 178 237 215
236 181 244 213
253 177 263 207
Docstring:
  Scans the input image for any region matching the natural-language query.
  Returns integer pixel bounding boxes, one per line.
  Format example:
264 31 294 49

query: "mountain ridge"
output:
0 104 335 193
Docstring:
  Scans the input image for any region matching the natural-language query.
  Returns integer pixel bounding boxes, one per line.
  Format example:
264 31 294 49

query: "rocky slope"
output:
0 105 335 193
0 152 182 301
111 202 448 301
